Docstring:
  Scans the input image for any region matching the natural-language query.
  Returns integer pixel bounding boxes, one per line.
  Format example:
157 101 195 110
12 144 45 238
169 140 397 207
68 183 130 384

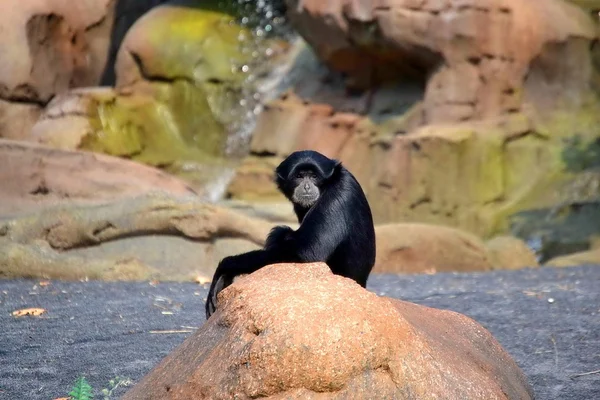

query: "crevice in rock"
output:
129 50 195 85
30 182 51 196
83 11 108 33
0 84 48 107
92 222 117 238
409 197 432 210
250 150 277 157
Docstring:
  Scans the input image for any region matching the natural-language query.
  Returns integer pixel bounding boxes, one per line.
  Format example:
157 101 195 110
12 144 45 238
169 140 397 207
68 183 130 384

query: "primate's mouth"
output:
297 195 318 207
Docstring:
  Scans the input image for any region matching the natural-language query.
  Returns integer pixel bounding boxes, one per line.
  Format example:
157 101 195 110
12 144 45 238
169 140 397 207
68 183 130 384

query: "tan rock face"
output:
287 0 596 123
227 0 600 245
0 0 115 140
545 247 600 267
486 235 540 270
123 262 533 399
374 223 493 273
0 139 195 216
0 141 278 281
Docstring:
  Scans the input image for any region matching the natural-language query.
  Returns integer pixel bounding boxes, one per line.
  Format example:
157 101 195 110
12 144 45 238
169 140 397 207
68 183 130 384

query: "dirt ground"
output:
0 266 598 400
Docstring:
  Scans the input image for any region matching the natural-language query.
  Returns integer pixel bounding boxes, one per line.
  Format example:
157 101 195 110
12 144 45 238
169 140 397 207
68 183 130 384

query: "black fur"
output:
205 150 376 318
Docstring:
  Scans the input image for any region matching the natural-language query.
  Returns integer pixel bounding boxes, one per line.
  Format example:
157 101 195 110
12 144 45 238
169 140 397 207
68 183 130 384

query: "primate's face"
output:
290 168 321 208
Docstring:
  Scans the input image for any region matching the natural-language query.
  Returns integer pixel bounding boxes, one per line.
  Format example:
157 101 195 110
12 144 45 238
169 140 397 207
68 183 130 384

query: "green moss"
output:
82 81 226 166
488 105 600 241
79 6 264 167
140 7 249 84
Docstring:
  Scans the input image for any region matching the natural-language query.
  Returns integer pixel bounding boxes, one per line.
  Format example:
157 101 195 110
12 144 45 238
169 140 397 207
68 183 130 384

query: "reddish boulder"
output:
123 262 533 400
485 235 539 270
0 0 115 140
286 0 596 123
0 139 195 216
374 223 493 273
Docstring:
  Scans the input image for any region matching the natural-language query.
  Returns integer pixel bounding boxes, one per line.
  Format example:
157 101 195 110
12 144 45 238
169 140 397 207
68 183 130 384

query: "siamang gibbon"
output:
205 150 376 318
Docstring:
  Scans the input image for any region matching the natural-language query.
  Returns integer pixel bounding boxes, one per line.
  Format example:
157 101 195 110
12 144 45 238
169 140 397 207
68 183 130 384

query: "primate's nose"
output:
304 182 310 192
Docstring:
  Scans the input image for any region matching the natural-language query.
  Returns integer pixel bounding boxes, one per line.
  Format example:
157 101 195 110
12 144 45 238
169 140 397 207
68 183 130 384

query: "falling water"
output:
222 0 294 157
198 0 297 202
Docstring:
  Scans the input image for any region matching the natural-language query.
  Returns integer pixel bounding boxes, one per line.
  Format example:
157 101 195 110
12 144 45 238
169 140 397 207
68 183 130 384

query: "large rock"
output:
374 223 493 274
0 140 274 281
0 0 115 140
0 139 195 216
545 247 600 267
123 262 534 399
0 176 274 281
31 3 244 160
31 2 292 192
227 0 600 246
286 0 596 123
485 236 539 270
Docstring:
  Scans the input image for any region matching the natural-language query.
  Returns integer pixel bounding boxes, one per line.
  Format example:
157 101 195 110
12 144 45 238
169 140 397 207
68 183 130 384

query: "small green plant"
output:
100 376 133 400
68 377 94 400
68 375 133 400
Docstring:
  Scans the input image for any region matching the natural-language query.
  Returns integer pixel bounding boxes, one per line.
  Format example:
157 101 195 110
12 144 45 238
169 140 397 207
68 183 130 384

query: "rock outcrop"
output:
374 223 493 273
123 262 534 400
0 0 115 140
0 140 275 282
286 0 596 122
227 0 600 246
30 3 246 164
485 235 539 270
0 190 273 282
0 139 195 216
29 1 291 192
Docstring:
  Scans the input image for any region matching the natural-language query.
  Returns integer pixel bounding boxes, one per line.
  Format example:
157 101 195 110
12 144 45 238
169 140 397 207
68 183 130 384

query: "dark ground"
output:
0 266 598 400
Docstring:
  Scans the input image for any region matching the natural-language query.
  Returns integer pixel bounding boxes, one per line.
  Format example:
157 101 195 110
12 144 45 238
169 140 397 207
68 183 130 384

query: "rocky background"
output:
1 0 600 282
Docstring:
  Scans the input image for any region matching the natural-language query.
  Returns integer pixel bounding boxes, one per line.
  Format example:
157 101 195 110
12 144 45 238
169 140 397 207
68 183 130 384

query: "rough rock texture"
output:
0 188 273 281
31 88 115 150
227 0 600 245
0 99 42 141
114 2 245 89
31 4 243 159
374 223 493 273
0 139 269 281
568 0 600 11
30 2 291 193
0 139 196 216
100 0 170 85
123 262 534 400
286 0 596 123
0 0 115 140
545 247 600 266
485 235 539 270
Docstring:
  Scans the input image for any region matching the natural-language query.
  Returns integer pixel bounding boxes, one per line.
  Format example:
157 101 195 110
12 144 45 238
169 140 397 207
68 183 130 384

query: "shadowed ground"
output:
0 266 598 400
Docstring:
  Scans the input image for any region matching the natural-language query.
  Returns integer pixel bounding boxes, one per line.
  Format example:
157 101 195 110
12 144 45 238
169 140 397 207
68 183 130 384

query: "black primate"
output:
205 150 376 318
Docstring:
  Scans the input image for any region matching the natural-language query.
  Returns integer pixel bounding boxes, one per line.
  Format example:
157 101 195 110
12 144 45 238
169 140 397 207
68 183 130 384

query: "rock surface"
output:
374 223 493 273
545 247 600 267
0 0 115 140
0 139 195 216
485 235 540 270
286 0 596 122
0 140 277 282
227 0 600 248
30 2 291 193
0 187 273 281
30 3 243 163
123 262 533 400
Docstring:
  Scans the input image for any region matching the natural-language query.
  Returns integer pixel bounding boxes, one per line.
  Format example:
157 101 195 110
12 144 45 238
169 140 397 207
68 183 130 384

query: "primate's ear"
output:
323 160 342 179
